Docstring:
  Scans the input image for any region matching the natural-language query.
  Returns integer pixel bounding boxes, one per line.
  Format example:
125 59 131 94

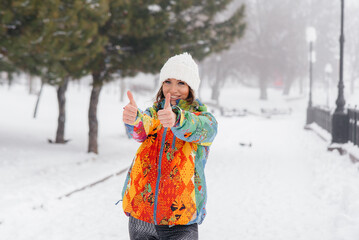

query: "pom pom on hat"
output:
159 52 200 94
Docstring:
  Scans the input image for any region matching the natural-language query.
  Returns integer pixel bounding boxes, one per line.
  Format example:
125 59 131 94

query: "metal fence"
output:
311 106 359 148
348 107 359 146
312 107 332 133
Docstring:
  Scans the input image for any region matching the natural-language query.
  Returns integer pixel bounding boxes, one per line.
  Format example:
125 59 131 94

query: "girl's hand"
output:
123 90 138 125
158 93 177 128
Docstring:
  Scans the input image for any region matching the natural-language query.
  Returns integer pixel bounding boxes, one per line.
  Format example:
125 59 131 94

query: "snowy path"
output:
1 84 359 240
202 115 359 240
1 114 359 240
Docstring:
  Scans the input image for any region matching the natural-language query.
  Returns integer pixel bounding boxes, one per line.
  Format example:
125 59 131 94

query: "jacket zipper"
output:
172 135 176 149
153 127 168 224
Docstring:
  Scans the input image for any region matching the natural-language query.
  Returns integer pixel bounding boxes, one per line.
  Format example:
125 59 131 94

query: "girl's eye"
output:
178 81 185 86
164 80 171 84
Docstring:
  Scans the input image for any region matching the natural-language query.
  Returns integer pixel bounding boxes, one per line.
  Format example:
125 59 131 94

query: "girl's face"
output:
162 78 189 105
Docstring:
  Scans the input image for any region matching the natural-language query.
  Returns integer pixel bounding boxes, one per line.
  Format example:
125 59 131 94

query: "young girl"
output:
122 52 218 240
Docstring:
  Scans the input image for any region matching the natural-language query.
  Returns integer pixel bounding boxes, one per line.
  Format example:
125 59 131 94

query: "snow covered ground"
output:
1 77 359 240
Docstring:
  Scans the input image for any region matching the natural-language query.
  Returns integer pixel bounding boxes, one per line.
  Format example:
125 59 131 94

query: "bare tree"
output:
215 0 309 99
200 0 349 101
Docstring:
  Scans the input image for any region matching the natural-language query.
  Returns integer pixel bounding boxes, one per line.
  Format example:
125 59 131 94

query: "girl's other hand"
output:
158 93 176 128
123 90 138 125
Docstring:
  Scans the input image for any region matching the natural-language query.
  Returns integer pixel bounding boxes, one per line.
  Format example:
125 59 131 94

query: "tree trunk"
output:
211 64 221 104
33 80 44 118
28 74 34 94
299 77 304 95
88 80 102 154
211 78 221 104
55 77 69 143
259 75 268 100
7 72 13 88
283 77 293 96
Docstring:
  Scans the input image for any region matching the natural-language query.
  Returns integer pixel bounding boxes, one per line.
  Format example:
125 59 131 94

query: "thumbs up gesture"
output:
158 93 177 128
123 90 138 125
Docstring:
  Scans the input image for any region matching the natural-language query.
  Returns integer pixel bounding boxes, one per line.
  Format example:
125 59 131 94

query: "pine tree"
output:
1 0 109 144
2 0 246 154
43 0 109 143
85 0 246 154
0 0 45 77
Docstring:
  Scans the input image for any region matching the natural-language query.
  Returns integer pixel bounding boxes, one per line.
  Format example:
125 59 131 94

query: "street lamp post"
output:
331 0 349 143
306 27 317 125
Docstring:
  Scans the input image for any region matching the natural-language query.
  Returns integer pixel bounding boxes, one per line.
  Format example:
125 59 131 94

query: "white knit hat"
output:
159 52 200 95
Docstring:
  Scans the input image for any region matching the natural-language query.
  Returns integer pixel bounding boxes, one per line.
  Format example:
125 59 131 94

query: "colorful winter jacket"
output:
121 98 217 226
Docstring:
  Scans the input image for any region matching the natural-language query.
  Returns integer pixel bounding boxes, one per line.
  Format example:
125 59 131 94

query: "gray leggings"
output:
129 216 198 240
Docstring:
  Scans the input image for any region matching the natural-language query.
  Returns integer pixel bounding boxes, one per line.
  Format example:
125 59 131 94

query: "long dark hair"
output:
155 84 195 105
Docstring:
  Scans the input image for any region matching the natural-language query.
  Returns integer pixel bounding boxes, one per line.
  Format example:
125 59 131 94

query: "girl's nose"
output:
170 84 178 93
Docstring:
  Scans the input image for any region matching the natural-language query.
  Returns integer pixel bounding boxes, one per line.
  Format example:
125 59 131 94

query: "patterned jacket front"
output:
122 98 217 226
